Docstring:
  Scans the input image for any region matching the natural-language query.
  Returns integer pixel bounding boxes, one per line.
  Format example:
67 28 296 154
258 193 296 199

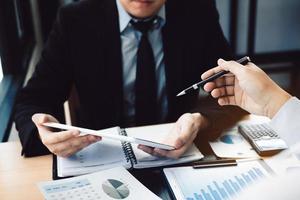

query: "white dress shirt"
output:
116 0 168 125
270 97 300 146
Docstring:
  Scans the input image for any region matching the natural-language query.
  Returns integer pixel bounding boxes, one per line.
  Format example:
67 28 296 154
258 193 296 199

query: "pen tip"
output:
176 91 185 97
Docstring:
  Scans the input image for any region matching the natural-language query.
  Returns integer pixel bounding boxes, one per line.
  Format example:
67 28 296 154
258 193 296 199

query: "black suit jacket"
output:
14 0 233 157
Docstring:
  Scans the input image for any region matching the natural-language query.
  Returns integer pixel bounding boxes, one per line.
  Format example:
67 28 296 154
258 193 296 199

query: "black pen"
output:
176 56 251 97
192 159 237 169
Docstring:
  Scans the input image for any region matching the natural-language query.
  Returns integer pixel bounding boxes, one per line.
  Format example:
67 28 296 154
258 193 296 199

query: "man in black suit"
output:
14 0 233 158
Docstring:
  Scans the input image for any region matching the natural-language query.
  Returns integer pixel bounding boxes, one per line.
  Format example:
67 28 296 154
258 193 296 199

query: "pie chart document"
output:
209 127 259 158
38 167 161 200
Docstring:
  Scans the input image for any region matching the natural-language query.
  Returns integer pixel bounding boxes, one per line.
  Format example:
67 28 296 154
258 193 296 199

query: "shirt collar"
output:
116 0 166 33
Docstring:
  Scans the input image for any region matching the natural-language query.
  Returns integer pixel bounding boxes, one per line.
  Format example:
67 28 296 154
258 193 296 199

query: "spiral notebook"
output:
56 123 204 177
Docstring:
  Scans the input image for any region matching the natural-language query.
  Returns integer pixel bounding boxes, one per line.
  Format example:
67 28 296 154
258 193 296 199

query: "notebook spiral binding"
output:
120 129 138 167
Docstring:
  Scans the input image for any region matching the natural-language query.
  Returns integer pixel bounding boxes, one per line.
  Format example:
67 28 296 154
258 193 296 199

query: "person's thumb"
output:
32 113 57 126
217 58 231 72
218 59 245 77
217 58 226 66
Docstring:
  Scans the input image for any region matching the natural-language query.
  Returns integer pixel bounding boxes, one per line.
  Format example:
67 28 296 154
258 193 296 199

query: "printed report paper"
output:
38 167 161 200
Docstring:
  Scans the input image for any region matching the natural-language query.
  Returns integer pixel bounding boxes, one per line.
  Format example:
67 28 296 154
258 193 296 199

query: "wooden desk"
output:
0 142 51 200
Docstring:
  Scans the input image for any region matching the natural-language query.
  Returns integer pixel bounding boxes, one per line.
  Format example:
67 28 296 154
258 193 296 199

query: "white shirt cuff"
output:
270 97 300 146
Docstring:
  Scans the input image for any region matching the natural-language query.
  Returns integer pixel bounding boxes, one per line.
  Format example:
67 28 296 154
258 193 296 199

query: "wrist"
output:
196 113 210 131
265 87 291 119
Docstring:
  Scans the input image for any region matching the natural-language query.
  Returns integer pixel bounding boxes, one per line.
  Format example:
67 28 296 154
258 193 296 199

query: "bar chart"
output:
164 160 270 200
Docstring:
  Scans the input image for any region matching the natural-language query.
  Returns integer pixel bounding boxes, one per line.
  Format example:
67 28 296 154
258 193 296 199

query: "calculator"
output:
238 123 288 156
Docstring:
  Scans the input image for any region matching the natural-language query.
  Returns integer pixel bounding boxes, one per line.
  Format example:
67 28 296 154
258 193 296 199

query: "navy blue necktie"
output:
131 18 158 126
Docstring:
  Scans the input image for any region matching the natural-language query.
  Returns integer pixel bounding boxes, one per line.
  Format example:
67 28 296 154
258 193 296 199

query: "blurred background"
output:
1 0 300 142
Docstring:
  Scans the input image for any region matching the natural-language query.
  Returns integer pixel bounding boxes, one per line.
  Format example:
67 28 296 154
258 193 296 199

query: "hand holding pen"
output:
200 58 291 118
177 56 251 97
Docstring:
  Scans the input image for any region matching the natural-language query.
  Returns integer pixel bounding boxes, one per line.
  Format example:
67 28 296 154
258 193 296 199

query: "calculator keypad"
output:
240 124 279 140
238 123 287 156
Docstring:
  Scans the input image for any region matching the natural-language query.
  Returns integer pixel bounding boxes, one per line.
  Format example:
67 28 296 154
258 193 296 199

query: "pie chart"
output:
220 134 243 144
102 179 130 199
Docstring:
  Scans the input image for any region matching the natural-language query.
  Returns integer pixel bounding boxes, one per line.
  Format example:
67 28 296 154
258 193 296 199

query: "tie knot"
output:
131 18 156 34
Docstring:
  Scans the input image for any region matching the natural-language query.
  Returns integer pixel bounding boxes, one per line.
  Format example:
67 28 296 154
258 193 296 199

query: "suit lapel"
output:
100 0 124 126
163 1 186 120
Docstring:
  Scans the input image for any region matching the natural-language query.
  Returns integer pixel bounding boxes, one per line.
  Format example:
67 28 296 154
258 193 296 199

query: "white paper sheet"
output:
38 167 161 200
209 127 259 158
164 160 271 200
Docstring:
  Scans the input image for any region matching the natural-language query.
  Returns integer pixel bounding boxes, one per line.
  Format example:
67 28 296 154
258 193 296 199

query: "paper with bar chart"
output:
164 160 271 200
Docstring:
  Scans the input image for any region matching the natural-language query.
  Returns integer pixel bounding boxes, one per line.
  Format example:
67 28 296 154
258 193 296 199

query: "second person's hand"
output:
32 113 102 157
201 59 291 118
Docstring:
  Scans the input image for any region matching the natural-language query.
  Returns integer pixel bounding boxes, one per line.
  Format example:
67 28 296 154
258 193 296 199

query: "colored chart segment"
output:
102 179 130 199
220 134 243 144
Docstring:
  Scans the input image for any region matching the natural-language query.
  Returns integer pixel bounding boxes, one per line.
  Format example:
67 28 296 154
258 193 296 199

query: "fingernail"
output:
87 135 94 142
218 58 226 65
31 114 39 123
90 136 98 142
